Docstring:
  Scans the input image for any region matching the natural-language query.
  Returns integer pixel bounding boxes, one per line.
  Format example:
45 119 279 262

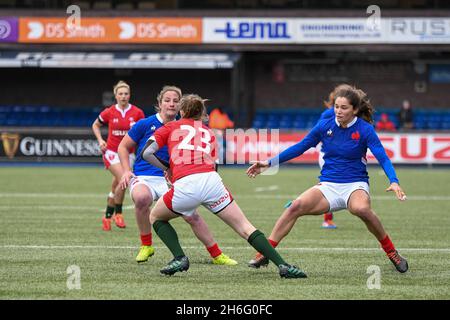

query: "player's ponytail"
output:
355 88 374 124
180 94 209 120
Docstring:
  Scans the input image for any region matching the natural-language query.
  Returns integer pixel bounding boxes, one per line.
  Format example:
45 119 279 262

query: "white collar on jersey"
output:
156 112 177 124
335 116 358 128
115 104 131 118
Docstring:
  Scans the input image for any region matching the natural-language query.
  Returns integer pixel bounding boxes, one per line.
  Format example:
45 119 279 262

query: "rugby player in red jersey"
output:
92 81 145 231
141 94 306 278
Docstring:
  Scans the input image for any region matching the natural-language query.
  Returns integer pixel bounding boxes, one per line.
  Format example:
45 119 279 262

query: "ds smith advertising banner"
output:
11 17 450 44
18 17 202 43
225 132 450 165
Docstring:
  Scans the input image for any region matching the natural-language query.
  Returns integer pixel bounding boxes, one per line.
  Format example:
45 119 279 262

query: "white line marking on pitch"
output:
1 193 450 201
1 245 449 253
0 205 135 212
254 185 279 192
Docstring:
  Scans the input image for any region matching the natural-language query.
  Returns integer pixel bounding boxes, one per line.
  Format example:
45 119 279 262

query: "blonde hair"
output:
113 81 130 95
155 85 182 112
180 94 209 120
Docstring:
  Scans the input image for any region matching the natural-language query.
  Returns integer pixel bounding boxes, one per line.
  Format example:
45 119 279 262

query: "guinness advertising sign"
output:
0 130 102 162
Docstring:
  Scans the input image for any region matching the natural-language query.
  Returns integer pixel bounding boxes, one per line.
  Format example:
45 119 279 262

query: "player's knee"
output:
351 206 372 219
183 213 200 225
287 199 306 217
132 188 152 207
133 194 152 210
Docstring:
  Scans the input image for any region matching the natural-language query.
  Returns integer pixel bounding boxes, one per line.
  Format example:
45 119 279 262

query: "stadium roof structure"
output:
0 51 239 69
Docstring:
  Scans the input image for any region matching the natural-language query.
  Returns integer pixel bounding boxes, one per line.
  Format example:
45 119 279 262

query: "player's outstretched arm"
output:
386 182 407 201
247 160 270 178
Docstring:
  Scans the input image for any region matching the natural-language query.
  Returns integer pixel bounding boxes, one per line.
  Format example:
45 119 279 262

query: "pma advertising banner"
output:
18 17 202 43
0 17 18 43
203 17 450 44
295 18 384 44
202 17 296 43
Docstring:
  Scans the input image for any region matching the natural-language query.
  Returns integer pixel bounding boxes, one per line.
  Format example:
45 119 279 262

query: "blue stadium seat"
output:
252 119 265 129
267 114 280 122
427 121 441 130
278 114 293 129
266 120 279 129
292 119 306 129
0 106 12 113
279 119 293 129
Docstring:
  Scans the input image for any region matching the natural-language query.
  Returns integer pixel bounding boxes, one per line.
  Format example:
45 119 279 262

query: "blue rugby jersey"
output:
127 113 169 176
269 117 399 184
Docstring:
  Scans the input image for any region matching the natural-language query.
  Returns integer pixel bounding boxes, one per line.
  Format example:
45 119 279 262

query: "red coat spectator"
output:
376 113 396 132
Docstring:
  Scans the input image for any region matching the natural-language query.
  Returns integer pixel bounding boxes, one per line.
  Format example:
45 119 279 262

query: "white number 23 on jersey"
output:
178 125 211 154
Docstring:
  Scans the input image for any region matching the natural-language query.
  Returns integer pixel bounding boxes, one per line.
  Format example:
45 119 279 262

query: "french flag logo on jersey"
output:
351 131 360 140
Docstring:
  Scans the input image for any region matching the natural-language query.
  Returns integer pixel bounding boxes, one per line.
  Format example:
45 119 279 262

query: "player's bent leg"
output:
347 190 385 240
109 164 126 228
249 187 329 269
269 187 330 243
348 190 408 273
216 201 256 239
131 185 153 234
183 211 215 247
107 176 117 207
131 185 154 262
217 202 306 278
149 196 179 224
182 211 238 266
150 198 189 275
102 178 118 231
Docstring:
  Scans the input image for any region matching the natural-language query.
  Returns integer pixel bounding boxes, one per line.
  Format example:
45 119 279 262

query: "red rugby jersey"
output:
153 118 217 182
98 104 145 152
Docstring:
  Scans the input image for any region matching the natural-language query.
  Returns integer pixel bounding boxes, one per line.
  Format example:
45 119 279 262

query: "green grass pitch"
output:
0 166 449 299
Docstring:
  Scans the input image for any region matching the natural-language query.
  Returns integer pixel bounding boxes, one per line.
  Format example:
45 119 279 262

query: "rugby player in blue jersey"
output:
317 84 353 229
117 85 237 266
247 85 408 273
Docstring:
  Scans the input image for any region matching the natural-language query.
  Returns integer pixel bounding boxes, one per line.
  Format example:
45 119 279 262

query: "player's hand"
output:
386 182 407 201
120 171 135 190
246 160 270 178
164 169 173 188
98 140 107 152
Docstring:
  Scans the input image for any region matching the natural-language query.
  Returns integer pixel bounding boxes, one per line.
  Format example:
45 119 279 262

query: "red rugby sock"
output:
207 243 222 258
269 239 279 248
140 233 152 246
379 235 395 253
